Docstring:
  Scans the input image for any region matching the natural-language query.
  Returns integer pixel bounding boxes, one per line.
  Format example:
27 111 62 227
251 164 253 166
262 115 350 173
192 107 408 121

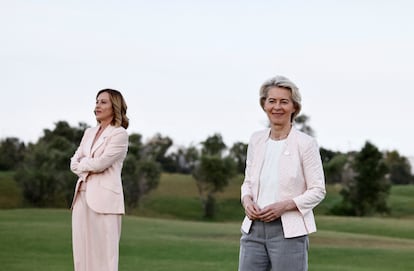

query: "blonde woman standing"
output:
70 89 129 271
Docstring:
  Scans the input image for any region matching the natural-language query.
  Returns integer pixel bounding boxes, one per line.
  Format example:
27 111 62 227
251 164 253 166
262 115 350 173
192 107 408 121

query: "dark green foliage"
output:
0 137 26 170
229 142 248 174
323 153 348 184
319 147 339 164
334 141 391 216
122 133 162 209
195 156 236 193
193 134 236 218
384 150 414 185
143 133 176 172
127 133 143 159
200 133 226 156
123 156 161 209
15 121 87 207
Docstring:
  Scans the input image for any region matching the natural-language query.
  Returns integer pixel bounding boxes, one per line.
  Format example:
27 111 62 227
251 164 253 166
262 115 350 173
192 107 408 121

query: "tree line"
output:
1 118 413 218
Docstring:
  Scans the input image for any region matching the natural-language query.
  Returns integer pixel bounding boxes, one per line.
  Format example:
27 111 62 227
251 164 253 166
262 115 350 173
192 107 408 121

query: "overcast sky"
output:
1 0 414 158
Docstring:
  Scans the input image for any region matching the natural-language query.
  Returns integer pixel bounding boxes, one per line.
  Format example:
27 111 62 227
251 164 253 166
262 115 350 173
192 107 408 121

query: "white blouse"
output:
256 138 286 209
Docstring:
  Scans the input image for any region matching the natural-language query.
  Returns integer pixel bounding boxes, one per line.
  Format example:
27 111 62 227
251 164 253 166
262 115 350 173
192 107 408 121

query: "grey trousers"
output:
238 219 309 271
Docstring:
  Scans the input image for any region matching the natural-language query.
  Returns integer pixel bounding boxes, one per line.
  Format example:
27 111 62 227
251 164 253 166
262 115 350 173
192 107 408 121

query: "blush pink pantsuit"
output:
70 125 128 271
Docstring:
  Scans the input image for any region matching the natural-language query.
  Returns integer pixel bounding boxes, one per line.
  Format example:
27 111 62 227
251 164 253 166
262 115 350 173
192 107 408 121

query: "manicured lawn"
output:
2 171 414 270
1 209 414 271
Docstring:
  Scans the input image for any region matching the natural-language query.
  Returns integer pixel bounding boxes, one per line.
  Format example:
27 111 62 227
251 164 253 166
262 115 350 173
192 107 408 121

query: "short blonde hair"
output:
259 75 302 121
96 89 129 129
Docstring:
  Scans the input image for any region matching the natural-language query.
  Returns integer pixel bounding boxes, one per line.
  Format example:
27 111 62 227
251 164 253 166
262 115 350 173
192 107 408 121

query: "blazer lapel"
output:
282 127 296 157
84 126 99 156
253 129 270 201
90 125 115 155
255 129 270 171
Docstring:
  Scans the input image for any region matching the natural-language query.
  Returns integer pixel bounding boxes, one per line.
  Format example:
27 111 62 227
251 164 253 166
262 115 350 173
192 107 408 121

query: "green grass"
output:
130 173 246 221
389 185 414 218
1 209 414 271
2 172 414 270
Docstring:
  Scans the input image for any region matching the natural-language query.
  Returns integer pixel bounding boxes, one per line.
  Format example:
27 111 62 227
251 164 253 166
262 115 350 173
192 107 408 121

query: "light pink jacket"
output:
70 125 128 214
241 127 326 238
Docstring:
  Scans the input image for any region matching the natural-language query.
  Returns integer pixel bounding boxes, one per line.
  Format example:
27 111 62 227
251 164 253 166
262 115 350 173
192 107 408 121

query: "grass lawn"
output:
1 172 414 270
1 209 414 271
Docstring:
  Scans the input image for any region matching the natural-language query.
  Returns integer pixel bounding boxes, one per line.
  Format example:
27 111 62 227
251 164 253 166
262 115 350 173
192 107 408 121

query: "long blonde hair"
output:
96 89 129 129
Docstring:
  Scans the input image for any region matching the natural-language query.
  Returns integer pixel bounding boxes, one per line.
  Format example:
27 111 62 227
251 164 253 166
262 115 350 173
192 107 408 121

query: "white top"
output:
256 138 286 209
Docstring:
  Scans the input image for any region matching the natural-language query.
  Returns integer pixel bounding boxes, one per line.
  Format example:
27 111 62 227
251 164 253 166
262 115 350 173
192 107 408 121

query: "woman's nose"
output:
273 102 282 109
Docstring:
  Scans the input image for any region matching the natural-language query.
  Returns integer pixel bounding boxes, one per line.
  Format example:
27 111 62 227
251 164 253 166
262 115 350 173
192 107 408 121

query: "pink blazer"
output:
70 125 128 214
241 127 326 238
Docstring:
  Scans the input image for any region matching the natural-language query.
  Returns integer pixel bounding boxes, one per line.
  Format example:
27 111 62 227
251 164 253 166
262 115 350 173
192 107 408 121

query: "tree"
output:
122 155 161 209
127 133 143 159
383 150 414 184
0 137 26 170
167 145 200 174
15 121 87 207
229 142 248 174
336 141 390 216
323 153 348 184
122 133 162 209
200 133 227 156
319 147 339 164
143 133 176 172
192 134 236 218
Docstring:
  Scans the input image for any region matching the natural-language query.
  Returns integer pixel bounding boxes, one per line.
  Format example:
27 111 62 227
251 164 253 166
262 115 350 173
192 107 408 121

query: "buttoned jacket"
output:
70 125 128 214
241 127 326 238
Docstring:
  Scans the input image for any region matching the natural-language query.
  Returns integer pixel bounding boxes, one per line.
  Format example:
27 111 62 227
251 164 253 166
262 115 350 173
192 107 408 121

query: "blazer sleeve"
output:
77 128 128 173
70 128 90 180
241 135 255 201
293 139 326 216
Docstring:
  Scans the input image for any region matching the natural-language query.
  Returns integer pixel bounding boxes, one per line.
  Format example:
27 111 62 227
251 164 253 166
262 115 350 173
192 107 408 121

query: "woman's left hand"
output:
258 200 297 222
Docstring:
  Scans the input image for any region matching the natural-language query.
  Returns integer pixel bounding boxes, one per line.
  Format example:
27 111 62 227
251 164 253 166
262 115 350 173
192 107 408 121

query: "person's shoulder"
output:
112 125 128 135
104 125 128 140
292 128 318 148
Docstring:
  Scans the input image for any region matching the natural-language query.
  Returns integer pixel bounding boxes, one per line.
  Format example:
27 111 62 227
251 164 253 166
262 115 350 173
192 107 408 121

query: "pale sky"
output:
1 0 414 158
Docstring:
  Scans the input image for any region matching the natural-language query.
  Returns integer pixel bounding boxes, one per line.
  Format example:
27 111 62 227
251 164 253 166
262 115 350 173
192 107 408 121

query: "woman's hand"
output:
258 200 297 222
243 196 261 220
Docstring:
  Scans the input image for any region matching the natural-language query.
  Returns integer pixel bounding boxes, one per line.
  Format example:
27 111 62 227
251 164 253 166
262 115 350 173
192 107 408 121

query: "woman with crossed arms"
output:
70 89 129 271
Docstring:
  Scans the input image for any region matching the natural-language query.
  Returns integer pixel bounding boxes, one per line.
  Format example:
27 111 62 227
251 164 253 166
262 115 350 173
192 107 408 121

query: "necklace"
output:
270 126 291 141
270 133 288 141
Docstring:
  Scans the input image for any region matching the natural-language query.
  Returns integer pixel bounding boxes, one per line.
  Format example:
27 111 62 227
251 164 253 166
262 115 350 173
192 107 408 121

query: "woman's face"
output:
95 92 114 124
263 87 296 127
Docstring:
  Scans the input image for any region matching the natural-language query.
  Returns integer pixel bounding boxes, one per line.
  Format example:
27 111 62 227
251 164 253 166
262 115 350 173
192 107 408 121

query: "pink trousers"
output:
72 190 122 271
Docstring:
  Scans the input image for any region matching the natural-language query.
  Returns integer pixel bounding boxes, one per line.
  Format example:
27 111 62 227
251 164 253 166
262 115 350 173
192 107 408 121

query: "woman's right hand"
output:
243 196 261 220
